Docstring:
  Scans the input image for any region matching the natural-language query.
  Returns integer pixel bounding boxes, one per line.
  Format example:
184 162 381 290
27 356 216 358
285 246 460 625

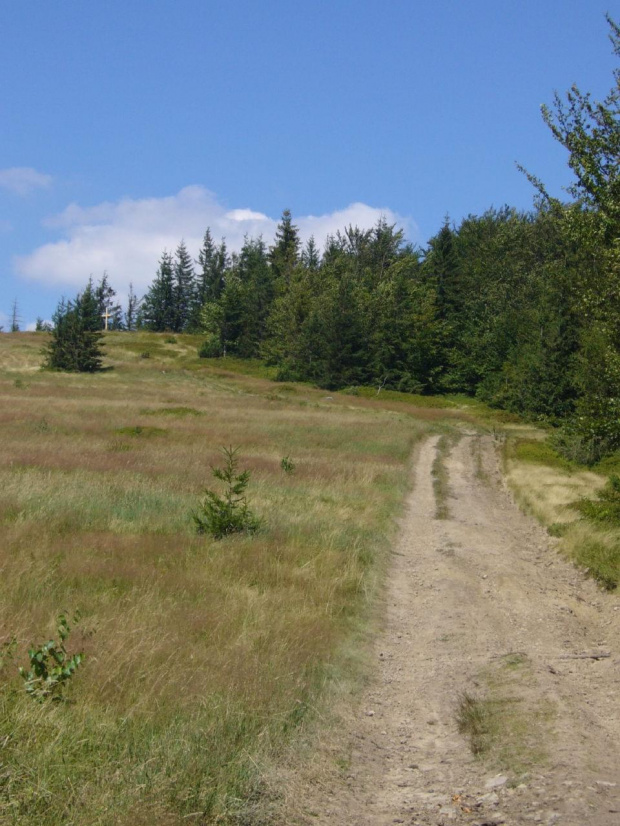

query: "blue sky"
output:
0 0 616 328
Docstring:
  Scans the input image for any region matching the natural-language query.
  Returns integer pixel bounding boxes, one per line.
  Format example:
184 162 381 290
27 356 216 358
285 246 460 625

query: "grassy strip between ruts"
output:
0 332 462 825
431 432 461 519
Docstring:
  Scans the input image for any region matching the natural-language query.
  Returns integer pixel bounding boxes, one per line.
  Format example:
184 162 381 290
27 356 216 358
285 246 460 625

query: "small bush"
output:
198 337 221 359
574 474 620 525
550 427 613 466
193 446 261 539
281 455 295 474
164 335 177 344
19 613 85 702
140 350 151 359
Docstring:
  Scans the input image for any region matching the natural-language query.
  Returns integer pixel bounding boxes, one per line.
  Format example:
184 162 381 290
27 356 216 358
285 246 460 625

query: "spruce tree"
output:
195 228 217 321
173 240 195 332
139 252 175 331
44 288 105 372
125 283 141 331
301 236 321 270
269 209 300 287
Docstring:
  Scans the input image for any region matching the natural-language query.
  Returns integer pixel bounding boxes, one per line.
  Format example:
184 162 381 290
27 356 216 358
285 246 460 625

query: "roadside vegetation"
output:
0 332 458 825
504 428 620 590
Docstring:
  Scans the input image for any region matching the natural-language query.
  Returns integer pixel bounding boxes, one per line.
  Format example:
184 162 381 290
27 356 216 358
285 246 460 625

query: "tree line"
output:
44 17 620 463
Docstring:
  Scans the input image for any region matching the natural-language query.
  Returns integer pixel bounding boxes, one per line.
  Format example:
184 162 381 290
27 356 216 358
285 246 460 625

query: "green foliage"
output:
143 406 201 417
197 300 225 357
566 534 620 591
139 251 176 331
35 317 52 332
18 613 85 702
547 522 570 537
269 208 301 286
550 425 612 466
173 241 196 332
43 282 105 372
509 438 575 472
193 447 261 539
574 474 620 525
280 455 295 474
530 17 620 456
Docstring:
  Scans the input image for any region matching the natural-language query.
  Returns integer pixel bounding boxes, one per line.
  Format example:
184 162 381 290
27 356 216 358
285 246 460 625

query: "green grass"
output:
340 385 458 408
506 437 576 472
456 653 553 775
141 405 202 417
115 425 167 437
0 331 437 825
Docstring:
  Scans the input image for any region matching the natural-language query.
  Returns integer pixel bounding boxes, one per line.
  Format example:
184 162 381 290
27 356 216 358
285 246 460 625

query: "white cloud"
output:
15 186 412 295
0 167 52 196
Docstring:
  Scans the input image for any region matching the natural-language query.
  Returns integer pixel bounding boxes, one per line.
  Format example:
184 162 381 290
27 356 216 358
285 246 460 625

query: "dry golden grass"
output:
503 425 620 589
0 332 461 824
507 462 605 526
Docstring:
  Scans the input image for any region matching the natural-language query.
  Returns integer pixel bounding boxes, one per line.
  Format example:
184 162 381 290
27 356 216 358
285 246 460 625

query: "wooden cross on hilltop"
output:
102 309 112 331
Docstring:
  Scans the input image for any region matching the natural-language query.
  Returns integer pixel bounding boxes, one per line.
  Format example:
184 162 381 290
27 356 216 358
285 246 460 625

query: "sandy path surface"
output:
293 433 620 826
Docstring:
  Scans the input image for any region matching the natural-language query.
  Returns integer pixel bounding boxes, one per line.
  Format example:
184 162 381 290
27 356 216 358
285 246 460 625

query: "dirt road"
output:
294 433 620 825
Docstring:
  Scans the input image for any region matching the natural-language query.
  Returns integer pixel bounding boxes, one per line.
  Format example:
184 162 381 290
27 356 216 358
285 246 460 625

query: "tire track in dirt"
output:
292 433 620 825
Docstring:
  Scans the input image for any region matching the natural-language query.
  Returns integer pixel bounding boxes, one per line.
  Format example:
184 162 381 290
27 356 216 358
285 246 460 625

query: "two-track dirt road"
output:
293 433 620 825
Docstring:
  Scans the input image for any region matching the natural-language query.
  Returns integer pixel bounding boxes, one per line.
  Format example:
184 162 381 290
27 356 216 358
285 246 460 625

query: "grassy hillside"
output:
0 332 462 825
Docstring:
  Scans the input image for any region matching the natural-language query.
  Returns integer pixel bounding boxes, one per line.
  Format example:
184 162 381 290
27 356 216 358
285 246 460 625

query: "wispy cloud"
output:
0 167 53 196
15 186 412 295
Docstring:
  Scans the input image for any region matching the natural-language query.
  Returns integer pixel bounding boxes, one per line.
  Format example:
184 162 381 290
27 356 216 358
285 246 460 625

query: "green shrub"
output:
193 447 261 539
198 337 222 358
574 474 620 525
280 455 295 474
550 426 613 466
19 613 85 702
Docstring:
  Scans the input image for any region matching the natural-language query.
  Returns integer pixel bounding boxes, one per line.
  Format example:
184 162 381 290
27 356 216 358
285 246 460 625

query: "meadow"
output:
0 332 462 825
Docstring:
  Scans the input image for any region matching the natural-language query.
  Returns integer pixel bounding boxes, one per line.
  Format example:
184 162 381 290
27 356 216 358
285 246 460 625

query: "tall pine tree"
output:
139 252 175 331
